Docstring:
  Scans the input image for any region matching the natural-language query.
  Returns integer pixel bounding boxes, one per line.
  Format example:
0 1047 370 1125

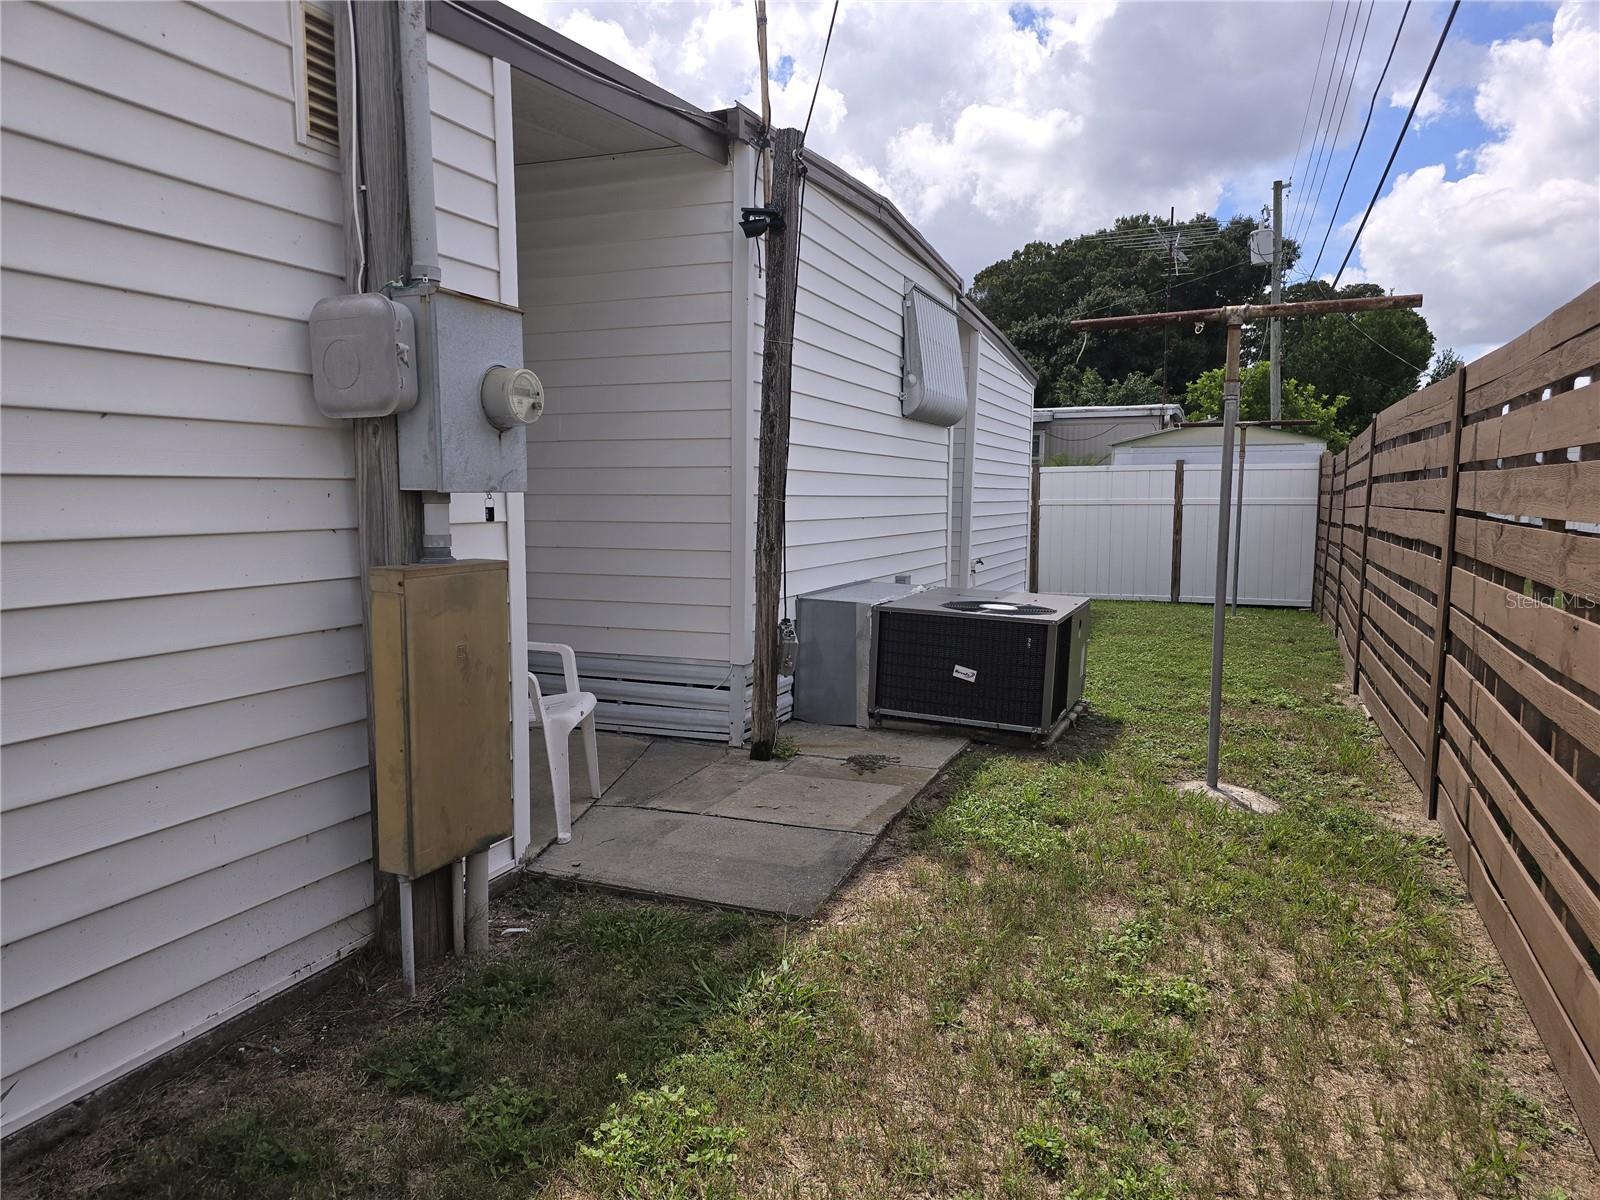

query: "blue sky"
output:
1215 2 1560 280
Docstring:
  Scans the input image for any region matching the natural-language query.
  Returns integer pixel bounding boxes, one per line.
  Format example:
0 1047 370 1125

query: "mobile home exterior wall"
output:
0 0 372 1138
772 183 960 602
0 2 524 1138
518 148 736 667
966 331 1035 590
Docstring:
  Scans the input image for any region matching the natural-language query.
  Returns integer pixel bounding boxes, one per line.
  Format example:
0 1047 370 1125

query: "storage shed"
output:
1107 423 1327 467
0 0 1036 1140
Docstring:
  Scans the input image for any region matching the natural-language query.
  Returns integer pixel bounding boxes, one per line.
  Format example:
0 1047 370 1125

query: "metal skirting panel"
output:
529 653 791 742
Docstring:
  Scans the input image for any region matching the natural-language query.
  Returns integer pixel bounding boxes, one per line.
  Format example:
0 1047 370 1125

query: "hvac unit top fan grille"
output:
939 600 1052 615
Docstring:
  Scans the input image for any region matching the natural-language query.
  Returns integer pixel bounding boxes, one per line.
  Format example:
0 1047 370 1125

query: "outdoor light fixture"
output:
739 206 784 239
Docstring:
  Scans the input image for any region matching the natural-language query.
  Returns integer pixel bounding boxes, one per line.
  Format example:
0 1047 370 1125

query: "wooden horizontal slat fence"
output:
1313 283 1600 1156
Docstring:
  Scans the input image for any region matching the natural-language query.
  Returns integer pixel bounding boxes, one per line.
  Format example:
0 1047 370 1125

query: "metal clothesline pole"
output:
1071 292 1423 796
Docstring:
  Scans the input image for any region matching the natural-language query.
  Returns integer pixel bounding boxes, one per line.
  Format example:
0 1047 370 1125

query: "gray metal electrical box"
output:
393 286 528 493
308 293 418 418
794 579 924 727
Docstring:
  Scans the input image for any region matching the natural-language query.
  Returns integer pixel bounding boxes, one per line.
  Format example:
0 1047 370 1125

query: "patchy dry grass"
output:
12 603 1597 1199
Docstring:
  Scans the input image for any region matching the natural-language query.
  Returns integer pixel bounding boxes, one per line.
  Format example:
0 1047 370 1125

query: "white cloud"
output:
508 0 1595 355
514 1 1338 246
1350 0 1599 356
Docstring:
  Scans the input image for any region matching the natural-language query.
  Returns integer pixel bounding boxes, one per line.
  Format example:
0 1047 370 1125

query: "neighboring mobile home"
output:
1033 402 1185 464
0 0 1035 1140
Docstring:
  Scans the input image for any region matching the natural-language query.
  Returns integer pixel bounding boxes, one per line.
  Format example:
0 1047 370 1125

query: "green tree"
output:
972 214 1285 406
1050 367 1166 409
1426 347 1465 385
1184 364 1348 450
1279 280 1434 435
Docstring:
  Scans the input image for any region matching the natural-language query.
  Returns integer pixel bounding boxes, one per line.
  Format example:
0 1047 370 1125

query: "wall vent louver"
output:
900 287 968 427
303 4 339 147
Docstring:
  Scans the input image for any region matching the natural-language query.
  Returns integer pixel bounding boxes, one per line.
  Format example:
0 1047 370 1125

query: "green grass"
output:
17 603 1597 1200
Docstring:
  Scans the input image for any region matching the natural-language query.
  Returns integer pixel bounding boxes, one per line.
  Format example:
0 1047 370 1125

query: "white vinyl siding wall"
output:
0 0 371 1137
428 32 516 305
968 333 1035 591
434 34 529 869
768 185 956 603
519 149 736 665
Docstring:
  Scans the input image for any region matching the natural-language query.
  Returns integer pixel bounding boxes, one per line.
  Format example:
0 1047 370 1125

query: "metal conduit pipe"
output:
397 1 441 285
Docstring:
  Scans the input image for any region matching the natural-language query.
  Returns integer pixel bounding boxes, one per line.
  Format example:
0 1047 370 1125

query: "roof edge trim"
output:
428 1 730 164
957 295 1040 387
723 106 962 297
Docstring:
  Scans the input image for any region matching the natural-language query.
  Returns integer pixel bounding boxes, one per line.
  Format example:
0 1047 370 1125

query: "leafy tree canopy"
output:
1068 368 1167 409
1427 347 1465 385
970 215 1435 440
1278 280 1434 434
1184 364 1348 450
971 214 1278 408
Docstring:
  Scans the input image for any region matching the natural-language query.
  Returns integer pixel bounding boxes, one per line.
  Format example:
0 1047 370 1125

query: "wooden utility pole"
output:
345 1 450 960
750 127 804 760
1072 292 1422 793
754 1 773 208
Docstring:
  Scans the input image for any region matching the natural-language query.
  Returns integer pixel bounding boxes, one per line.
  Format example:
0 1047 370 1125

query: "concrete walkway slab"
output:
603 739 727 806
534 806 875 916
529 730 649 848
703 767 906 833
528 720 967 914
636 755 788 814
782 722 967 769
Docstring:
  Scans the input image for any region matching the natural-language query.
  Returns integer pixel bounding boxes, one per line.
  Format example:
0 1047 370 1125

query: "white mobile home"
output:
0 0 1034 1140
517 112 1039 741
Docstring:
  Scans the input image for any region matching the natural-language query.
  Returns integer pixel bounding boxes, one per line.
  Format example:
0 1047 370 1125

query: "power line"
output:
1072 257 1254 320
1286 2 1339 191
1300 0 1375 248
1341 312 1424 372
1290 0 1357 239
1333 0 1461 287
802 0 839 142
1294 0 1367 244
1307 2 1411 279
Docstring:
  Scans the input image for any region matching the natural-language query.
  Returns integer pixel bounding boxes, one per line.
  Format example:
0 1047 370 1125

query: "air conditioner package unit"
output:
870 588 1090 740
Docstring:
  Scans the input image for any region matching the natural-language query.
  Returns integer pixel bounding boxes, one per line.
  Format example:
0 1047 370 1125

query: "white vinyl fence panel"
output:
1038 463 1318 606
1038 467 1175 600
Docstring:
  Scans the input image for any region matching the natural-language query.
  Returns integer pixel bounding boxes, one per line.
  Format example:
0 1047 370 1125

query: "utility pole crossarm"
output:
1069 293 1422 331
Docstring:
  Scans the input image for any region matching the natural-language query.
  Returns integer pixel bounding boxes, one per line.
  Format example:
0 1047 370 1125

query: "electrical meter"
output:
480 366 544 429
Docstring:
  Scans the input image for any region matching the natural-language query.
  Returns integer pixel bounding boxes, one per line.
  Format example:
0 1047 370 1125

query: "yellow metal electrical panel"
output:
370 560 513 878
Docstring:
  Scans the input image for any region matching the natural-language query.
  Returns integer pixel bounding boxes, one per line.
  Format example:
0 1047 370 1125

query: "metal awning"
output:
426 1 730 164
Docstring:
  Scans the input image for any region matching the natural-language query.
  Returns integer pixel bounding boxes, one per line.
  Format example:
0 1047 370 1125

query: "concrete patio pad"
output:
527 721 966 914
533 807 876 916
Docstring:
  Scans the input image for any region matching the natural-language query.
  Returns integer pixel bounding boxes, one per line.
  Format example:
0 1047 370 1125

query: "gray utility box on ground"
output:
794 579 924 727
393 285 528 493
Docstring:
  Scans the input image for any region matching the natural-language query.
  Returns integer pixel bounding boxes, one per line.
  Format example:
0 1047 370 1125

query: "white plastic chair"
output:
528 642 600 843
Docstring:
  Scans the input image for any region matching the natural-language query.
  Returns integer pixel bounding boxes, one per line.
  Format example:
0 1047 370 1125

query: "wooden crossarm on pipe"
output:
1069 294 1423 331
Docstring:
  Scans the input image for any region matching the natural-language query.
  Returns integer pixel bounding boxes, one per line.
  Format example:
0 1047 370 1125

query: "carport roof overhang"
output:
426 0 731 165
